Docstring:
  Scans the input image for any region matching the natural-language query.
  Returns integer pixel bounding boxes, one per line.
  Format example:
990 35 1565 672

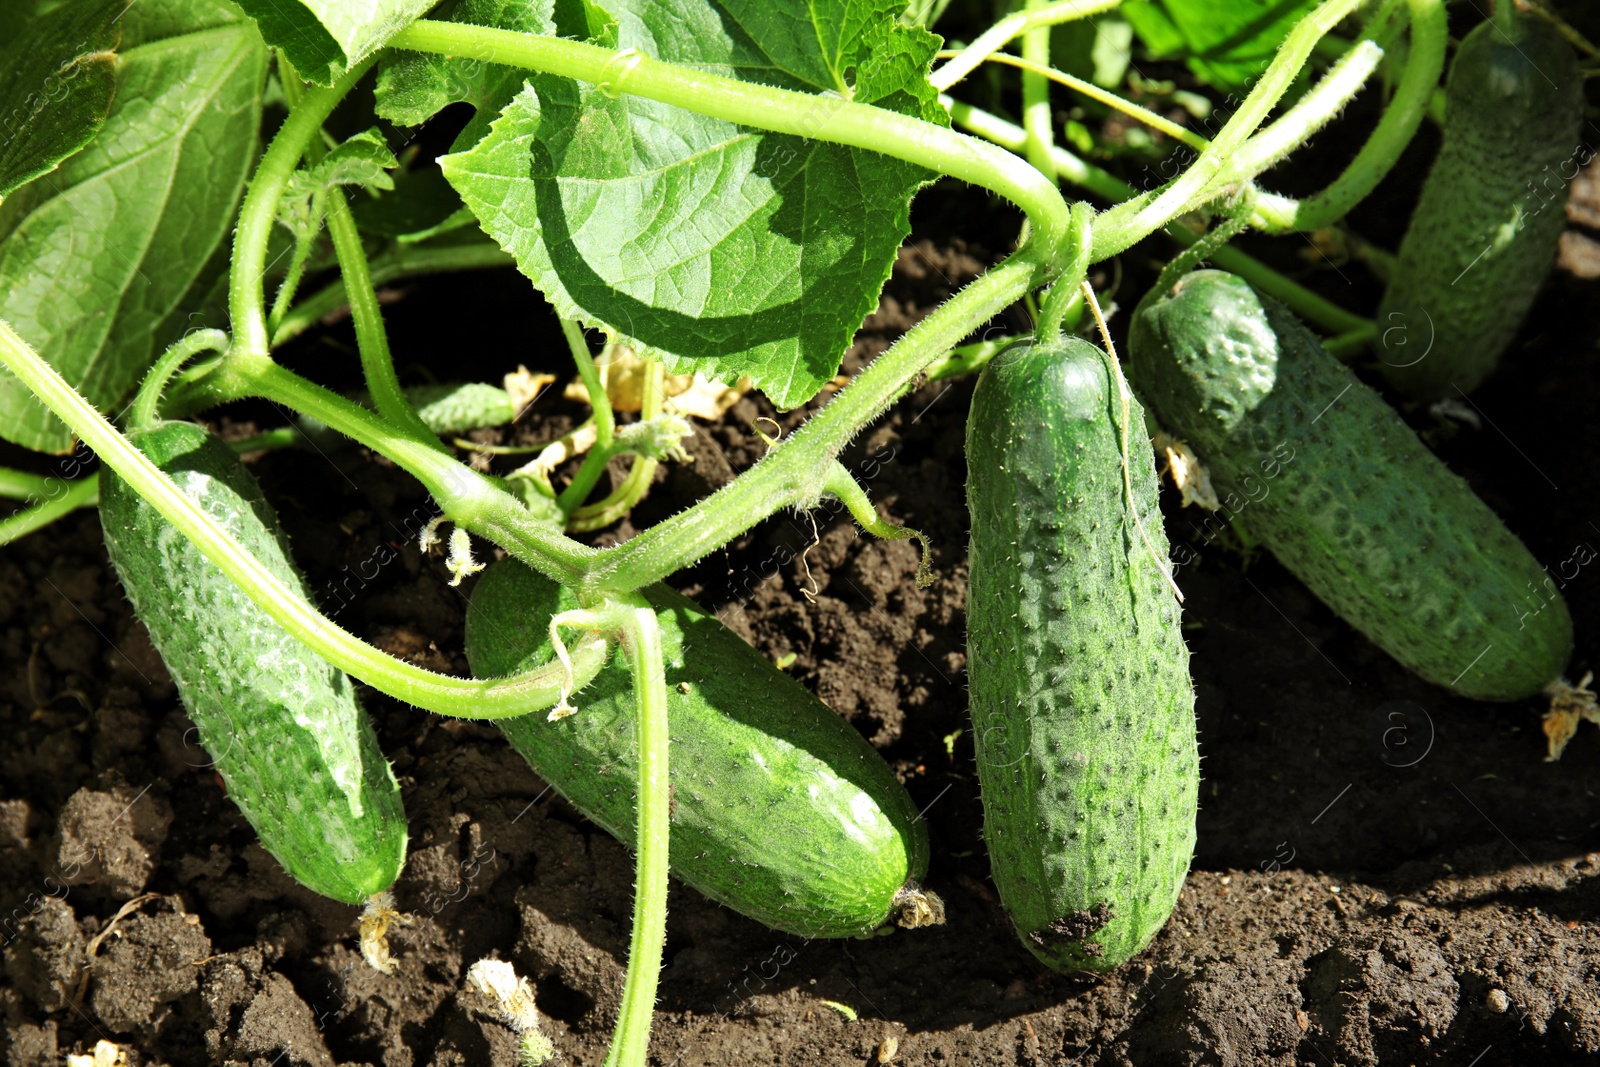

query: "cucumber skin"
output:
1375 13 1581 399
100 422 406 904
965 337 1198 973
464 560 929 939
1130 271 1572 701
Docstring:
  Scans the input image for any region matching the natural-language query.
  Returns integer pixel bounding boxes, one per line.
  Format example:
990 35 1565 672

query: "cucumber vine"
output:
0 0 1491 1061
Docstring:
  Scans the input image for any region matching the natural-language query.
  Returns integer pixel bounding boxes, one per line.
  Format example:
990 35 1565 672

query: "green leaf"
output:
375 0 613 150
0 0 123 201
442 0 945 409
0 4 268 453
277 128 399 240
1122 0 1320 92
230 0 438 86
376 0 557 141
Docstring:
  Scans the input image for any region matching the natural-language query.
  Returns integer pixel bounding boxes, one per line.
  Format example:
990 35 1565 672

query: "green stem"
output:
387 20 1072 270
600 596 670 1067
324 185 446 448
0 465 56 501
242 356 603 585
269 238 513 348
577 252 1045 596
946 99 1372 335
1251 0 1445 232
1322 323 1379 360
824 461 931 586
0 319 608 717
228 58 375 365
566 321 615 444
267 207 320 335
227 427 303 453
959 51 1206 150
1021 0 1055 177
129 329 231 431
0 474 98 547
1091 0 1364 259
924 335 1023 381
1036 201 1094 343
567 360 664 531
928 0 1123 92
556 322 620 515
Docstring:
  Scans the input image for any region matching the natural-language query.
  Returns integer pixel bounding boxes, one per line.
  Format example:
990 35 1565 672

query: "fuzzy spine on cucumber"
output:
464 559 941 938
1130 270 1572 701
99 422 407 905
1374 11 1582 399
965 336 1198 973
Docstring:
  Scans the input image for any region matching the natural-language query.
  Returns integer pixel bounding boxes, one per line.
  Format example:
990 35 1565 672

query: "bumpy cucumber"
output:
1375 12 1581 399
464 560 934 938
1130 270 1572 700
100 422 406 904
965 336 1198 973
408 382 515 435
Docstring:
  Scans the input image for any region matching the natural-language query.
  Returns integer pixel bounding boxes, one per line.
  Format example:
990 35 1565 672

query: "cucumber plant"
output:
0 0 1585 1061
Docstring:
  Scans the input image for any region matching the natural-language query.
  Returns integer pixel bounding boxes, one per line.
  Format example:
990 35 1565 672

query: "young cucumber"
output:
1130 270 1573 701
464 560 936 938
1374 12 1581 399
965 336 1198 973
100 422 407 904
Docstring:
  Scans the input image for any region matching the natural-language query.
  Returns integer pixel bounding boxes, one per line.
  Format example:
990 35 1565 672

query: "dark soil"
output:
6 57 1600 1067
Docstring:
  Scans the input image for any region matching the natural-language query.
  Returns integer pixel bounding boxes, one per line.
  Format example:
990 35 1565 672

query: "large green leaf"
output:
1122 0 1320 92
0 1 267 452
230 0 438 86
440 0 945 409
0 0 123 201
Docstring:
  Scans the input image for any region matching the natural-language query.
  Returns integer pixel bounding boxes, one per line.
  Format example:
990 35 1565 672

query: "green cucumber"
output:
1130 269 1572 701
1374 12 1582 399
464 559 935 939
965 336 1198 973
100 421 407 904
407 381 516 435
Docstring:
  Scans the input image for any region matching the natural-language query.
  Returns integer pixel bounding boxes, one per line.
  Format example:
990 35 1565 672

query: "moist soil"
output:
5 79 1600 1067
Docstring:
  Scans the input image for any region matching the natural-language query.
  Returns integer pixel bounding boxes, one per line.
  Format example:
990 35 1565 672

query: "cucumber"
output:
1130 270 1573 701
464 559 936 939
1374 12 1582 400
100 421 407 904
965 336 1198 973
407 381 516 435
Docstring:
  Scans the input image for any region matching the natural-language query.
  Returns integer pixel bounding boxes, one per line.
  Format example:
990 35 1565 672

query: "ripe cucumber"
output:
1130 270 1573 701
1374 12 1582 399
965 336 1198 973
464 559 935 938
100 421 407 904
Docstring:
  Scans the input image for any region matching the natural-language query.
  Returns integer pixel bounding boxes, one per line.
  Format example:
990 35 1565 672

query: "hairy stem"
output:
1021 0 1056 177
324 186 446 449
387 21 1072 268
1091 0 1365 258
129 329 231 431
228 58 374 364
928 0 1123 92
946 100 1372 335
0 319 608 717
577 252 1047 595
1251 0 1446 232
601 597 671 1067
